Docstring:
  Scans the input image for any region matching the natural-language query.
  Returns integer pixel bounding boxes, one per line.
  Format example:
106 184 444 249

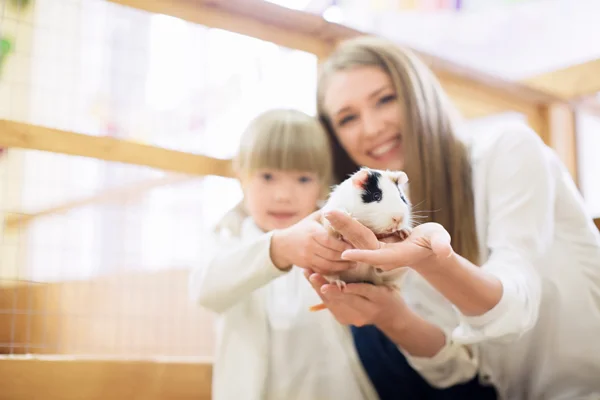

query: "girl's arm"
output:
189 230 291 313
190 210 354 314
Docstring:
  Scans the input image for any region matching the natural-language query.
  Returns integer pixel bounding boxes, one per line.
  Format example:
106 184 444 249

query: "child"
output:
189 109 378 400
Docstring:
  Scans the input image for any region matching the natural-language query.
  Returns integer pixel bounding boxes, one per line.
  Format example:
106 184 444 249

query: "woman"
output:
275 35 600 399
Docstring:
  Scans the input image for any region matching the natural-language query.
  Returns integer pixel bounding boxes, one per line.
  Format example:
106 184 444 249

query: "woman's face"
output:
323 66 405 171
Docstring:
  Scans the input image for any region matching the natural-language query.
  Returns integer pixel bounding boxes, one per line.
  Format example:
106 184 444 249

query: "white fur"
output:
319 167 413 289
322 168 412 235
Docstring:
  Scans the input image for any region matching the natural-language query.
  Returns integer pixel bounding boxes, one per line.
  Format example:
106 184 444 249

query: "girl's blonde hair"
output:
316 36 480 265
233 108 333 196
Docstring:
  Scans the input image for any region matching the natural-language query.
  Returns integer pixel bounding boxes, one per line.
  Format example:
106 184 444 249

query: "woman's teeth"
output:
371 139 398 157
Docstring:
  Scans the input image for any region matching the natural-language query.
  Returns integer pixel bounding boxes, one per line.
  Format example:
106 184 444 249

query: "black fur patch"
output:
361 170 383 203
397 186 409 204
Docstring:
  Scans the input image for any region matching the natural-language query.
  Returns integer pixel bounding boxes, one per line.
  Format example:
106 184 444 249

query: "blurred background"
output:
0 0 598 398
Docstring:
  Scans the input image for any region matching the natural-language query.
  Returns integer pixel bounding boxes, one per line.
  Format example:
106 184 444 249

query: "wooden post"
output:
527 103 579 187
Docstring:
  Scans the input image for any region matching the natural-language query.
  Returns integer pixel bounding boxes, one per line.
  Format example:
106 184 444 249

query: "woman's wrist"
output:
270 230 293 271
413 251 503 317
374 298 447 358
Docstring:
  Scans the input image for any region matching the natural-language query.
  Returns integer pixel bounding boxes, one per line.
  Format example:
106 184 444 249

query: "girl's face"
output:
323 66 405 171
242 169 322 232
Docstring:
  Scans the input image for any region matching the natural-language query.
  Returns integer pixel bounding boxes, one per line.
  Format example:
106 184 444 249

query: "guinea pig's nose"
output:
392 216 404 224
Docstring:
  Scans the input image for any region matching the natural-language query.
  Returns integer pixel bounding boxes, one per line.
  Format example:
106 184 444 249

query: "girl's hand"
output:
324 210 453 271
304 269 408 327
270 211 355 274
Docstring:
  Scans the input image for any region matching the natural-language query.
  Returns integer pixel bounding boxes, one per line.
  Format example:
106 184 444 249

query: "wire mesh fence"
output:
0 0 318 358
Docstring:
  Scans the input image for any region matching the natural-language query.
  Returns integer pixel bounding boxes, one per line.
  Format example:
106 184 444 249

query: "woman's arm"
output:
306 271 479 388
338 125 555 343
331 218 504 317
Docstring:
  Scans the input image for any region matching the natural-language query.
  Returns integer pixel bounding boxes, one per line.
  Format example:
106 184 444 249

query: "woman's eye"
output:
338 115 356 126
379 94 397 105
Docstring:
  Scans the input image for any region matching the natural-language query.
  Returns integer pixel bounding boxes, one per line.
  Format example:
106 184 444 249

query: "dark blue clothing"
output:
351 325 498 400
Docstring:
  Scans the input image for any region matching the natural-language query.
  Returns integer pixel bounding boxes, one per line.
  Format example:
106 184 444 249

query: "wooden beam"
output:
595 218 600 231
526 103 578 184
108 0 561 120
571 95 600 117
108 0 334 58
0 269 215 357
0 120 233 178
522 59 600 100
0 356 212 400
3 174 198 230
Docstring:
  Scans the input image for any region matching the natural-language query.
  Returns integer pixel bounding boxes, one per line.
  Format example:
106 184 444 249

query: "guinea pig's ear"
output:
351 169 370 189
391 171 409 185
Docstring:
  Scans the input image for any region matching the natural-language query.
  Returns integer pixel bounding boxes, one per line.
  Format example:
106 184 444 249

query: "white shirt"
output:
189 210 378 400
402 121 600 400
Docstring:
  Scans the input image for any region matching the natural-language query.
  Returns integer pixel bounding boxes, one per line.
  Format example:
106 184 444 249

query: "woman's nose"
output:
362 110 385 139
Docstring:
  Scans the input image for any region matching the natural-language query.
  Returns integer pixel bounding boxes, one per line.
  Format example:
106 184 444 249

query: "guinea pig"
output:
309 167 413 312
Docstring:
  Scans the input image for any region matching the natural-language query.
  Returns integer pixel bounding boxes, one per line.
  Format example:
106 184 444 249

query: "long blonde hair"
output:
233 108 333 197
316 36 480 265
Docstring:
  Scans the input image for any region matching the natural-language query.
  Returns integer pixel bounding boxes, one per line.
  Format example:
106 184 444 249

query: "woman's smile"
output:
368 135 402 161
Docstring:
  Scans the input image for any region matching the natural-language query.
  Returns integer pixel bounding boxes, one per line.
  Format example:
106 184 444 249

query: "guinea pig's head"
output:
349 167 411 236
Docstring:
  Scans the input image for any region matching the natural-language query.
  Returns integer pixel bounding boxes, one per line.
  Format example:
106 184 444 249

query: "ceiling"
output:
268 0 600 80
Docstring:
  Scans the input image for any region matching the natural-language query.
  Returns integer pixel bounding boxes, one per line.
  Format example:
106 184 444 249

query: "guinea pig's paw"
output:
396 228 412 241
332 279 347 291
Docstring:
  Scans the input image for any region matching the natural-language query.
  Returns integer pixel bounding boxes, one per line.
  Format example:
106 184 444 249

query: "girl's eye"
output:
262 173 273 181
299 176 312 183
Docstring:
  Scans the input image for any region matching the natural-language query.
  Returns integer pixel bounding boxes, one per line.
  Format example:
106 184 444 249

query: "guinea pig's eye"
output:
373 192 382 201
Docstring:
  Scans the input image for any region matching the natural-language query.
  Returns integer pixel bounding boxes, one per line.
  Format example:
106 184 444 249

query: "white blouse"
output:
189 212 378 400
402 121 600 399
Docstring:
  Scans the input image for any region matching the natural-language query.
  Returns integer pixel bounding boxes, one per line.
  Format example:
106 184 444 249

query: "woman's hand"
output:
305 269 448 358
324 210 453 271
304 269 407 327
327 210 503 317
270 210 355 274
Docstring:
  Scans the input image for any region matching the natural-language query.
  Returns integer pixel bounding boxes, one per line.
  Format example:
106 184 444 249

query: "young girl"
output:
189 109 378 400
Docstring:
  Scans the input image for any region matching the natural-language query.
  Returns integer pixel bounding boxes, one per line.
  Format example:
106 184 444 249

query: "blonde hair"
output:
316 36 480 265
233 108 333 196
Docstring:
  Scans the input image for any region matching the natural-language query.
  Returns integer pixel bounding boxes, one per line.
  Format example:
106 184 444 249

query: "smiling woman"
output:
322 67 405 171
301 35 600 400
316 40 479 265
